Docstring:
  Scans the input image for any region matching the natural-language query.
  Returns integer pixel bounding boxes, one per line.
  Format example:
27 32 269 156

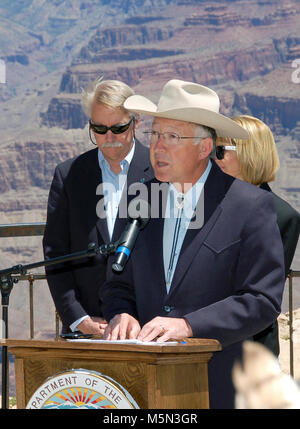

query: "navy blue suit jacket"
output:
101 161 285 409
43 141 153 333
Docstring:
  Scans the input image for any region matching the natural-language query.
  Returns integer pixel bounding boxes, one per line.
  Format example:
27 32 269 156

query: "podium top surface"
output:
1 337 221 354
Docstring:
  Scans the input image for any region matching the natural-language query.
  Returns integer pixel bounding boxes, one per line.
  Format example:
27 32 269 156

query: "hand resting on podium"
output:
77 316 108 335
103 313 193 342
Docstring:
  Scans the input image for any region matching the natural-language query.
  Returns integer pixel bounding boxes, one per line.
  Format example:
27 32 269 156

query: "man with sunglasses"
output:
43 79 153 335
100 79 285 408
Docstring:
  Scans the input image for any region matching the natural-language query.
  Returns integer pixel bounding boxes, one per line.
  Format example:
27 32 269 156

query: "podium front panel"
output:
3 338 221 409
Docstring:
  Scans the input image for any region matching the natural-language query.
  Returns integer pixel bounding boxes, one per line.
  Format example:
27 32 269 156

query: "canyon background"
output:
0 0 300 395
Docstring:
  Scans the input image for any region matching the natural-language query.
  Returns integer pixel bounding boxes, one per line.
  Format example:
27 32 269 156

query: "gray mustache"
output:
102 142 123 148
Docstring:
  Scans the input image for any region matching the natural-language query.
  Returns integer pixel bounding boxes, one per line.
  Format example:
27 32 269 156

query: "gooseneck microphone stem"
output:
0 241 116 409
0 242 115 279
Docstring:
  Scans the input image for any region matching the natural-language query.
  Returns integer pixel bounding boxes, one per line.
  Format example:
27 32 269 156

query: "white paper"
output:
67 338 178 346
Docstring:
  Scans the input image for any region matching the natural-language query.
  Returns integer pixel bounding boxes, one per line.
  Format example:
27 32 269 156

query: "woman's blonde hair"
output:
218 115 280 185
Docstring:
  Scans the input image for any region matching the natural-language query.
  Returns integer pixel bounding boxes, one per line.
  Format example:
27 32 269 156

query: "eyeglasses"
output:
215 145 236 160
89 117 134 135
144 130 207 146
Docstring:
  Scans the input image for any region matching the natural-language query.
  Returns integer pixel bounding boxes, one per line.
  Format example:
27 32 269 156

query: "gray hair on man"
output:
194 124 217 159
81 77 137 119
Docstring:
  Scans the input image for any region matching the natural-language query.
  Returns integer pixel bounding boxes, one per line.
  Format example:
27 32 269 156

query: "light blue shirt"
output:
163 160 212 293
70 142 135 332
98 142 135 239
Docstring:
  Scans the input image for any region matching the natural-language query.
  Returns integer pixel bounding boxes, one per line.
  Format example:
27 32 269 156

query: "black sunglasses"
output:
89 117 134 135
215 144 236 160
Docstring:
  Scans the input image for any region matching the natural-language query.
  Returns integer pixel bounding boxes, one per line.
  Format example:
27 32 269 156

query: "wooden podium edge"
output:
1 337 222 354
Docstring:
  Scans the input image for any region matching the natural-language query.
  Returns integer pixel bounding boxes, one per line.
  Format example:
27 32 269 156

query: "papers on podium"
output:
67 338 178 345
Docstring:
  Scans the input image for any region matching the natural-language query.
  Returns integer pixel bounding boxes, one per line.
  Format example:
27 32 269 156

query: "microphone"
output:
112 199 150 272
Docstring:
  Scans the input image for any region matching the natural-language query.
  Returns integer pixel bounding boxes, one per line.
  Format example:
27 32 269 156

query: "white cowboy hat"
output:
124 79 249 139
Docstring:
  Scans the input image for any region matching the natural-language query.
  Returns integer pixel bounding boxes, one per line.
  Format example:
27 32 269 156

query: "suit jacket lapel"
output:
143 189 166 297
96 194 111 244
168 205 222 296
86 150 110 244
168 162 233 296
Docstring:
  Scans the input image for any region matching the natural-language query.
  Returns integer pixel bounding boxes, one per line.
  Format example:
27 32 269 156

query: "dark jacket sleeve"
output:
260 183 300 277
43 164 88 328
273 196 300 277
100 268 138 323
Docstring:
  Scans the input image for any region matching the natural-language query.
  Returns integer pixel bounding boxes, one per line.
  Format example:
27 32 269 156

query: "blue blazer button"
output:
164 305 171 312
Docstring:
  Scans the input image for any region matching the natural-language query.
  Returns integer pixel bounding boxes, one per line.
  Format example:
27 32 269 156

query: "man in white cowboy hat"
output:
100 79 285 408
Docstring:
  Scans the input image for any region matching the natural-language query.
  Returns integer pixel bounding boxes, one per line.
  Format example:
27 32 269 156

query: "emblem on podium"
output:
26 369 140 409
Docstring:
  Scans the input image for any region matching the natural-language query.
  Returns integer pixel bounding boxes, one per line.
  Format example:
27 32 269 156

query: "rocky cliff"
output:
0 0 299 216
76 24 175 64
234 94 300 135
39 0 300 135
40 94 87 129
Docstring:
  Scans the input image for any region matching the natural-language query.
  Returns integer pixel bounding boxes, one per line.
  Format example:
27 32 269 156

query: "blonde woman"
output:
215 115 300 356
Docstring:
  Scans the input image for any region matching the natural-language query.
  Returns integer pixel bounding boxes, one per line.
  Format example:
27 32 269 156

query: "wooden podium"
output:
3 338 221 409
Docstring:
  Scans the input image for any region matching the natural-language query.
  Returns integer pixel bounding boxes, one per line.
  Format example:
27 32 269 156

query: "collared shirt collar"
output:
168 159 212 216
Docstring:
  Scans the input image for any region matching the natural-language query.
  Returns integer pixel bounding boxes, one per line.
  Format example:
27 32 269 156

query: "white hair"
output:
81 77 136 119
193 124 217 157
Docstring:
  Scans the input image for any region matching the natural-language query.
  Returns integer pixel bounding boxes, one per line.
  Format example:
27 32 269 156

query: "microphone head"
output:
127 198 150 229
112 262 123 272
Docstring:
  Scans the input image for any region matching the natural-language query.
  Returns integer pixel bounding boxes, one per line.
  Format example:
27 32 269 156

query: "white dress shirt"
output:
163 160 212 293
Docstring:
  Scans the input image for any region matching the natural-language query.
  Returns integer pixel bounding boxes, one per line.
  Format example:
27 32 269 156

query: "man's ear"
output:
133 114 140 129
199 137 213 159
